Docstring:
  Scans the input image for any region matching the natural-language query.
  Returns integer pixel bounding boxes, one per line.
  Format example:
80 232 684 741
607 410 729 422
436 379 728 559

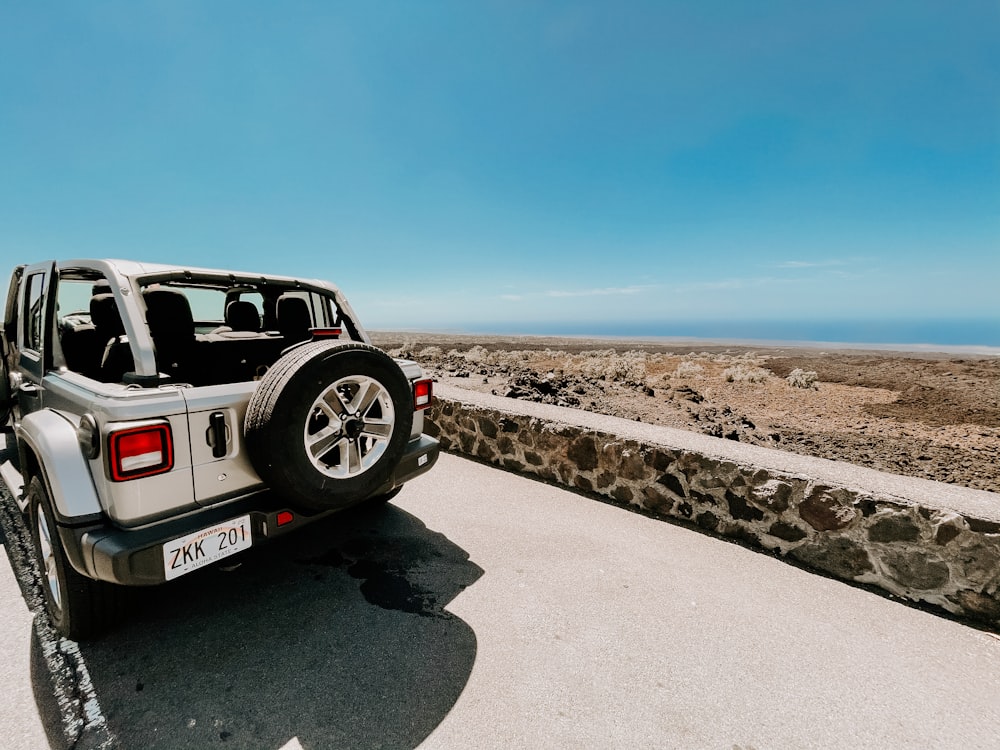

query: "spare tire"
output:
245 341 413 511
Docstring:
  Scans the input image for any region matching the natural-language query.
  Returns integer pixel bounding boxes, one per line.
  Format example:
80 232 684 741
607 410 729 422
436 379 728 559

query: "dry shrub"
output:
417 346 443 360
475 349 537 370
605 352 647 383
579 350 617 379
463 345 489 363
485 349 532 368
387 339 417 358
673 360 704 379
723 364 772 383
787 368 819 389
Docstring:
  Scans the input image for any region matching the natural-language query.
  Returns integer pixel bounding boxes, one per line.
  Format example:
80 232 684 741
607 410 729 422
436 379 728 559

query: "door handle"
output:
18 382 42 394
207 411 229 458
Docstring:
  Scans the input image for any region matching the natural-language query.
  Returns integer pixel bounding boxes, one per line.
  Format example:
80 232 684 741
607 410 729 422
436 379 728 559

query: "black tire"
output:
27 476 127 641
245 341 413 511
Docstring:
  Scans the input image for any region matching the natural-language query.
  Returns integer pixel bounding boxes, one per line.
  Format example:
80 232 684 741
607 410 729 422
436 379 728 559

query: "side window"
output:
23 272 45 353
287 290 334 327
55 278 95 320
311 292 335 327
182 287 227 325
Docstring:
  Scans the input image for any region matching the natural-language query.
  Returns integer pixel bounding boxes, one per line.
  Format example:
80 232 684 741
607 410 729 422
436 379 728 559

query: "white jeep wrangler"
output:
0 259 438 640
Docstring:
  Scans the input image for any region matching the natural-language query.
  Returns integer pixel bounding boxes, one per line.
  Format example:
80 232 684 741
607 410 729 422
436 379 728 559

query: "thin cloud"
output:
678 277 790 292
682 279 746 291
823 269 871 281
545 285 650 298
775 260 846 269
500 294 523 301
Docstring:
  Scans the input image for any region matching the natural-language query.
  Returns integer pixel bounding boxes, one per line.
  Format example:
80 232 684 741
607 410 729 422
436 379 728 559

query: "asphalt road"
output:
3 451 1000 749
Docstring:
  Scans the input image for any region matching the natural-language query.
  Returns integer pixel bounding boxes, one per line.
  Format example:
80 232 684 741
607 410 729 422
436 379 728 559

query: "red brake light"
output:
276 511 294 527
413 379 433 410
109 424 174 481
310 328 342 339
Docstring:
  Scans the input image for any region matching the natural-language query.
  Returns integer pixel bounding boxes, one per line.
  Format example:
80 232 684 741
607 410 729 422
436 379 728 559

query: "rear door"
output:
181 385 267 506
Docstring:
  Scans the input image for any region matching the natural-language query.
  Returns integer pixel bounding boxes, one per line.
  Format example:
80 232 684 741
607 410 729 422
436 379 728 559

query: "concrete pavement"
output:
0 525 50 750
398 454 1000 749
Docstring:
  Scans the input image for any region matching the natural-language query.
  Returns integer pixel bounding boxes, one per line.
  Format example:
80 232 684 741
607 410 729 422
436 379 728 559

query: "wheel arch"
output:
18 409 103 522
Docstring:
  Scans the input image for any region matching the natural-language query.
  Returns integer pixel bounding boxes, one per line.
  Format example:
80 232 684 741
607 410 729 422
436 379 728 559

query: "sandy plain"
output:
371 332 1000 494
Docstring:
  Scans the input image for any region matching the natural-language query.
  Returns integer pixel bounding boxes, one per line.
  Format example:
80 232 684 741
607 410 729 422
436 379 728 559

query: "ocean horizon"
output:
391 318 1000 355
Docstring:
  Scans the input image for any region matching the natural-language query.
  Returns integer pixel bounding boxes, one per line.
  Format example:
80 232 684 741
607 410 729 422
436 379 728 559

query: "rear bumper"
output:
372 433 440 496
59 434 440 585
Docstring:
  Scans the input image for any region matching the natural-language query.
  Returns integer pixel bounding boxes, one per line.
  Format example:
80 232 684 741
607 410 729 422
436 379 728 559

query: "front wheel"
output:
27 476 126 640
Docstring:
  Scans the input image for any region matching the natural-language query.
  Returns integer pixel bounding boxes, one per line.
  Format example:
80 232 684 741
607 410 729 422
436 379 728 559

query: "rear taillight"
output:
413 379 433 410
108 423 174 481
310 328 342 339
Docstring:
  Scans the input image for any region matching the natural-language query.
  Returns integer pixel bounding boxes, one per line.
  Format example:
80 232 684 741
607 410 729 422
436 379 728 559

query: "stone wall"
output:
427 384 1000 628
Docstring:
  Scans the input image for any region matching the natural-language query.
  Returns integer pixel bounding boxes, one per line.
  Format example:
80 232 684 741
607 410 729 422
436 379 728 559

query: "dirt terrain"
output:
371 333 1000 494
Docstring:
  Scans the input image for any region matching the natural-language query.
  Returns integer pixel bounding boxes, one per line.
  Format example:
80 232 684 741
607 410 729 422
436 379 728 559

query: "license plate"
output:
163 515 252 581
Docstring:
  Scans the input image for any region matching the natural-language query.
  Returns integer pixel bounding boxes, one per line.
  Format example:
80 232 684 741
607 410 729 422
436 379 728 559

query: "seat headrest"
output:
225 300 261 332
277 296 312 339
143 288 195 342
89 294 125 337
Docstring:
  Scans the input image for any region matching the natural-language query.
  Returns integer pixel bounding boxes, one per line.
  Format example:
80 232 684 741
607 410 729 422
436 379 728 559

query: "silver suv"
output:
0 259 438 640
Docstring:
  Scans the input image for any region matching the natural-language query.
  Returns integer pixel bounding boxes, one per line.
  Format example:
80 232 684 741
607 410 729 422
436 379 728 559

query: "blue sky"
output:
1 1 998 343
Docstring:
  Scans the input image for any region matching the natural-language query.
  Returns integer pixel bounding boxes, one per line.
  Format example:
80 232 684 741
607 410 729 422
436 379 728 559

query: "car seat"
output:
143 288 197 383
276 296 312 347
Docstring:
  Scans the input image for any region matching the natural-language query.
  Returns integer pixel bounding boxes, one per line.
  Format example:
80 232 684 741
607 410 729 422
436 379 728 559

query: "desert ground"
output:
371 332 1000 494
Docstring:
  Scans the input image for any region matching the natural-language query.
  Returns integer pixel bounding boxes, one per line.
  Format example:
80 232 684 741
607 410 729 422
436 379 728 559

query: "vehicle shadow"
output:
75 502 484 750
